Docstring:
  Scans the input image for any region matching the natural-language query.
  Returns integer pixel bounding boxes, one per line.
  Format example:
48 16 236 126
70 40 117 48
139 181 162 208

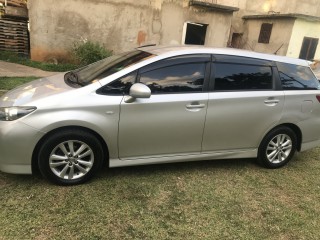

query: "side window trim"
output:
209 62 215 91
272 66 282 90
212 54 276 67
140 54 211 74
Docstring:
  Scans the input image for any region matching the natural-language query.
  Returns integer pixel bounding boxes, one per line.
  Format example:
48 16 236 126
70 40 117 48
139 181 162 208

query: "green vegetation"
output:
0 51 78 72
1 151 320 239
0 41 112 72
0 77 38 93
72 40 113 65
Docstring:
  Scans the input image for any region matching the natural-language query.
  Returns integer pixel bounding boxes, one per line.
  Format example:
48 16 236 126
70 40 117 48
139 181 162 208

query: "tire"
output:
258 126 297 168
38 129 104 185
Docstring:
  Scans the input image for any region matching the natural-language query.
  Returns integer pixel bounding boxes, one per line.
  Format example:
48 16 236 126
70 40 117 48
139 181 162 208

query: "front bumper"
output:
0 121 44 174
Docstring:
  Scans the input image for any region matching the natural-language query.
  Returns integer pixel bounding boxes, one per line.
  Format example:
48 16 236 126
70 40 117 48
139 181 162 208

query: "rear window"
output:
277 62 320 90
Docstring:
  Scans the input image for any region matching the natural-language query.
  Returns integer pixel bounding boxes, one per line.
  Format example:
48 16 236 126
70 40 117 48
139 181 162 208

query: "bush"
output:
72 41 112 66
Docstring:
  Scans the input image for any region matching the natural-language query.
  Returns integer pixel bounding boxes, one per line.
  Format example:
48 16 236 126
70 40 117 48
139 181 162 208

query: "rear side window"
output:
139 63 205 94
277 62 320 90
214 63 273 91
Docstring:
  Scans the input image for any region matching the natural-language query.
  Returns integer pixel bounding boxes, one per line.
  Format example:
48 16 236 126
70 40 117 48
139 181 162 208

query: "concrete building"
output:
216 0 320 32
242 14 320 60
27 0 320 62
215 0 320 60
27 0 238 61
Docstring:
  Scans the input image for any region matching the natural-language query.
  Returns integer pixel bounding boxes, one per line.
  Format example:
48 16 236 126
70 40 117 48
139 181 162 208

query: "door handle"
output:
186 103 206 109
264 99 279 105
264 99 279 104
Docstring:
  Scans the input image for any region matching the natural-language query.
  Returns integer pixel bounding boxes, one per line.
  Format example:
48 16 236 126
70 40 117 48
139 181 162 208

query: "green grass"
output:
1 152 320 239
0 51 78 72
0 77 39 93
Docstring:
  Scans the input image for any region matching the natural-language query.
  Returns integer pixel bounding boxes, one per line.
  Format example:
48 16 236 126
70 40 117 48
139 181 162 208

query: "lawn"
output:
1 152 320 239
1 78 320 239
0 77 39 93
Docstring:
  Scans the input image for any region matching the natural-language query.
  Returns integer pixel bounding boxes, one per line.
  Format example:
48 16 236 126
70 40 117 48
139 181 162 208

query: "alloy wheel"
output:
49 140 94 180
266 134 292 164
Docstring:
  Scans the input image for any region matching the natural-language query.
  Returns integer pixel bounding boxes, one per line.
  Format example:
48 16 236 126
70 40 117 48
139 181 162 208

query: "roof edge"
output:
243 13 320 22
189 0 239 13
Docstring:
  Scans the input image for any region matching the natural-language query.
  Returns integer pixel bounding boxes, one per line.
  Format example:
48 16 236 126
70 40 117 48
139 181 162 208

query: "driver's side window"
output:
96 71 137 95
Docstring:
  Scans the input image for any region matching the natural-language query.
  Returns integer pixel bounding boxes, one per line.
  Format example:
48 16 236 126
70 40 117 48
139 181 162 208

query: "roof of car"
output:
138 45 309 67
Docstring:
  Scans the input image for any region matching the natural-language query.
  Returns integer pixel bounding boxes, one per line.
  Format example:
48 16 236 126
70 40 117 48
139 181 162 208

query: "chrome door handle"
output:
264 98 279 106
186 103 206 109
264 100 279 104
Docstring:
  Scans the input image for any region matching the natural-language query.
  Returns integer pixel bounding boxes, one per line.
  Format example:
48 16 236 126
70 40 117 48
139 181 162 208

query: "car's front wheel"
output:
38 129 104 185
258 126 297 168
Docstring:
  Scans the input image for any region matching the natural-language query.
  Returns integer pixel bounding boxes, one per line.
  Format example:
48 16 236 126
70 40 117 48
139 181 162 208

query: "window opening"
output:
184 22 208 45
258 23 273 44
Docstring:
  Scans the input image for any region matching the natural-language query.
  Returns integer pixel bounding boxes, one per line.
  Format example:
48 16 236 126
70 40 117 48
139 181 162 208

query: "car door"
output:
118 54 211 159
202 55 285 152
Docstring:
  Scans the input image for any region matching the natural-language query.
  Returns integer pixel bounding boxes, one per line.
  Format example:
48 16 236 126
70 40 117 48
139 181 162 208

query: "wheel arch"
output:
32 126 109 175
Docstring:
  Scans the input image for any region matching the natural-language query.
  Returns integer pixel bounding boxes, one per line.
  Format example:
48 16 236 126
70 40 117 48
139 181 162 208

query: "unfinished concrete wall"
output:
217 0 320 16
161 2 233 47
28 0 235 61
217 0 320 33
242 18 295 55
287 19 320 59
28 0 160 61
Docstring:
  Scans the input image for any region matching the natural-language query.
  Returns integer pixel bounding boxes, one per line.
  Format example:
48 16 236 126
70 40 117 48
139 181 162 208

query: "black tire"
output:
38 129 104 185
258 126 297 168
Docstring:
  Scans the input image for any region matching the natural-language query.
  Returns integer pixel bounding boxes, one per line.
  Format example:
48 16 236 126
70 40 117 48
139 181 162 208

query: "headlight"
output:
0 107 37 121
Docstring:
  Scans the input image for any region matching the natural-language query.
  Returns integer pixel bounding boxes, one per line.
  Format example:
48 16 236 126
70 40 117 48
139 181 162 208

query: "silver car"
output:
1 46 320 185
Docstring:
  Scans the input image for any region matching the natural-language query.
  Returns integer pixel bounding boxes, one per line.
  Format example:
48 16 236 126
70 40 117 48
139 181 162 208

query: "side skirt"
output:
109 149 257 167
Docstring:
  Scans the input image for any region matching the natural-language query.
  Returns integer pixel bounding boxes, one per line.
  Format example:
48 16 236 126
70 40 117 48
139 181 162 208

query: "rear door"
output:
202 55 285 152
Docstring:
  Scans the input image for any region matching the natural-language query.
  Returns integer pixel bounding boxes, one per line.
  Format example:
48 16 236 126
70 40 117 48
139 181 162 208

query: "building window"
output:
299 37 319 60
183 22 208 45
258 23 273 44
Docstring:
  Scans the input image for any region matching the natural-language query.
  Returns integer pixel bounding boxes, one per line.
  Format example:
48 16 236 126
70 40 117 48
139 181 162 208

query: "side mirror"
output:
124 83 151 103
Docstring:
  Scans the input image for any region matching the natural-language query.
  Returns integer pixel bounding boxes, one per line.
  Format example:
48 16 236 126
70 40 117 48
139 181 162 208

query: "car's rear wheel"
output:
38 129 104 185
258 126 297 168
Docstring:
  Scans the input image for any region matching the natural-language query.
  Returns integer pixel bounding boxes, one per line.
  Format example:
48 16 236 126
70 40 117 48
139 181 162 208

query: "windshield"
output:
65 50 154 87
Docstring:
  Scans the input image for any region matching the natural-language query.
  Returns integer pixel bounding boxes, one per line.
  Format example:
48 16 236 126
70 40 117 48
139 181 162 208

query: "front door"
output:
118 55 210 159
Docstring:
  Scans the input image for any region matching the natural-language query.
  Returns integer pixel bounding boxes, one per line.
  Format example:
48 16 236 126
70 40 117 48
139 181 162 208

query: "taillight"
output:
316 95 320 102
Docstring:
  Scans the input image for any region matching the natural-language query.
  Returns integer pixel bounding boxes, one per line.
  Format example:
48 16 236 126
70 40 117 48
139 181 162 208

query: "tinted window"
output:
65 50 153 87
139 63 205 93
277 62 320 90
97 71 136 95
214 63 273 91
